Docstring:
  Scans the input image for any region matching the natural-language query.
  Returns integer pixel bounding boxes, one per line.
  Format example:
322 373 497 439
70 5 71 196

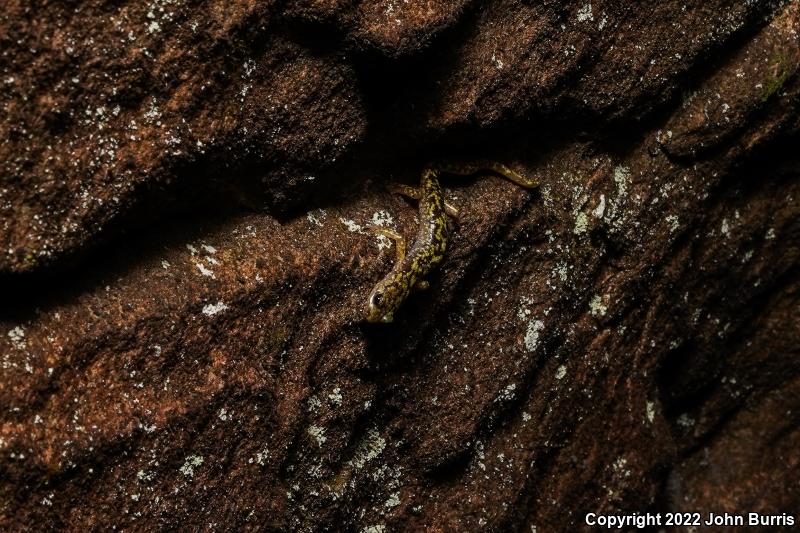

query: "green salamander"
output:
365 162 537 323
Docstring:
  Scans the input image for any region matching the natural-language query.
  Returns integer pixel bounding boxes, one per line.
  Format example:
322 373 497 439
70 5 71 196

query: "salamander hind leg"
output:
485 162 539 189
436 161 538 189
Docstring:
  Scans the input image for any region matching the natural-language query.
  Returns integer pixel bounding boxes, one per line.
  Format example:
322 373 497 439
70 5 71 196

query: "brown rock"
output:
1 1 799 531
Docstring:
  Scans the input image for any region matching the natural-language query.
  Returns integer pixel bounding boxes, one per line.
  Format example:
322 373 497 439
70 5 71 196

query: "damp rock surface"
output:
1 1 799 531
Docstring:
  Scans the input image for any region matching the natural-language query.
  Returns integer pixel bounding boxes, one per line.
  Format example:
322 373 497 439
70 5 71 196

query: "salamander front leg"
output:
388 183 460 219
370 226 407 262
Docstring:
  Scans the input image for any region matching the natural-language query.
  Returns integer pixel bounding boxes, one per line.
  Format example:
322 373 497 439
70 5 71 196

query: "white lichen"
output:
196 262 215 278
308 425 327 446
524 319 545 352
589 294 608 317
555 263 569 283
7 326 26 350
613 165 630 200
338 217 365 234
491 52 504 70
721 218 730 237
577 4 594 22
179 455 204 478
307 210 325 227
574 212 589 234
677 413 695 428
370 210 394 227
202 301 228 316
666 215 680 233
328 387 343 407
385 492 400 509
646 401 656 423
499 383 516 401
253 446 269 466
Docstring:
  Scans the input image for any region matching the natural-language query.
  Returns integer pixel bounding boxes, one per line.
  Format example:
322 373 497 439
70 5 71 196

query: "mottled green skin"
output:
366 168 447 323
366 163 537 323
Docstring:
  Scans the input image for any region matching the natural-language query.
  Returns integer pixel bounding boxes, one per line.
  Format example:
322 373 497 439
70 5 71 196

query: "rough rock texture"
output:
1 1 799 531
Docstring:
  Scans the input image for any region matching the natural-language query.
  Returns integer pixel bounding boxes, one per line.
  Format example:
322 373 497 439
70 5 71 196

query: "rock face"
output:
1 1 799 531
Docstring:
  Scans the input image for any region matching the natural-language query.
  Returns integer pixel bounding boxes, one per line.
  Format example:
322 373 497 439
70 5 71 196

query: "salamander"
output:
365 162 537 323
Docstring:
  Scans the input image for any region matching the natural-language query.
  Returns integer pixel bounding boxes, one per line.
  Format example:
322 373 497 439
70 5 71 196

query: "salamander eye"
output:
370 291 383 307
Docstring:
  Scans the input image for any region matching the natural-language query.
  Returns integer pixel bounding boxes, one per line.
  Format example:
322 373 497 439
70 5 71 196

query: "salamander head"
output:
365 277 403 323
